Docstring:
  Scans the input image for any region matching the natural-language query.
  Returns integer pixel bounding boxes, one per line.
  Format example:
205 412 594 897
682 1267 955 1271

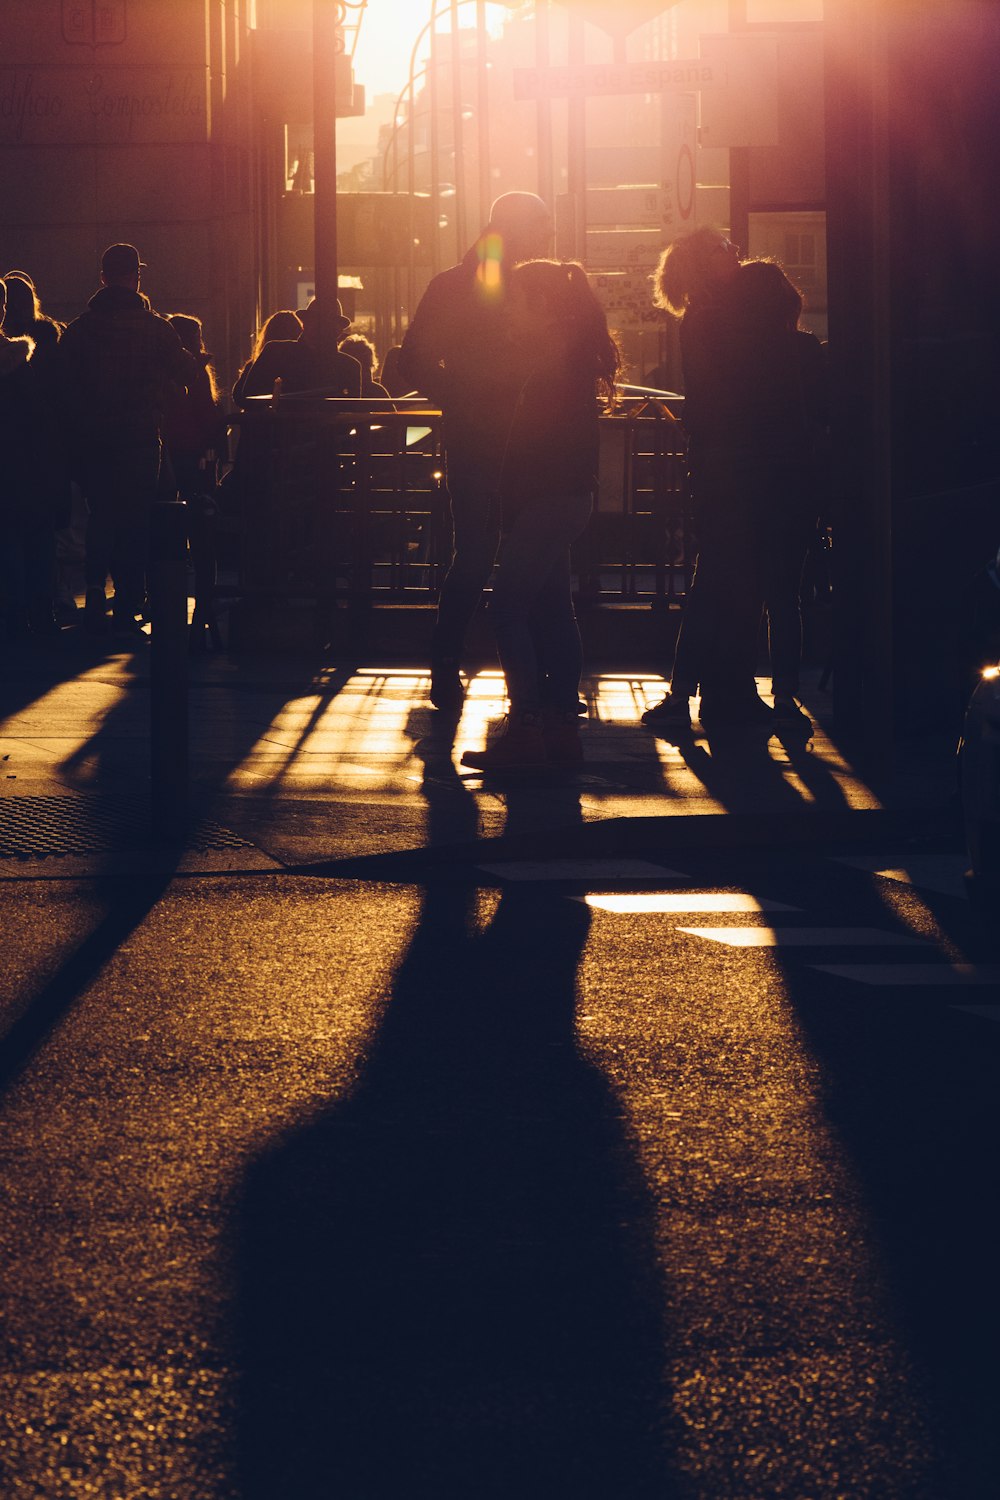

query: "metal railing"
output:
219 392 693 629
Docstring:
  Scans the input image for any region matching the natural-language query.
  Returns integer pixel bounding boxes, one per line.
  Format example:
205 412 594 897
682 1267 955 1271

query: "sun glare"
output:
353 0 509 102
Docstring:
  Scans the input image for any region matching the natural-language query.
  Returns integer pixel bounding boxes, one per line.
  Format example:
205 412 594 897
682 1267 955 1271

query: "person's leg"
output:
693 474 771 724
761 489 816 723
107 444 161 633
491 495 591 714
430 470 501 678
81 458 114 632
461 494 591 770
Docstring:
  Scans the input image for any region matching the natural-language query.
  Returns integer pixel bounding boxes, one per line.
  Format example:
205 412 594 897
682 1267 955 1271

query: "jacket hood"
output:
0 333 32 377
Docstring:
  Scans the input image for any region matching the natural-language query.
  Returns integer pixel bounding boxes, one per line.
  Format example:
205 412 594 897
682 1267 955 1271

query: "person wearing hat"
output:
238 297 362 400
398 191 553 711
57 242 194 637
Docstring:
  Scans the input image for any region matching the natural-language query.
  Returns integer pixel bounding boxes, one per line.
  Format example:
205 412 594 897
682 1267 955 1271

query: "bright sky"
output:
352 0 511 103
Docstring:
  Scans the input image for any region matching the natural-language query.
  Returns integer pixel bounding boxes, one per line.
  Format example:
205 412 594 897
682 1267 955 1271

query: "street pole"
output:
535 0 554 210
476 0 491 229
314 0 341 371
450 0 467 258
567 6 586 261
430 6 442 274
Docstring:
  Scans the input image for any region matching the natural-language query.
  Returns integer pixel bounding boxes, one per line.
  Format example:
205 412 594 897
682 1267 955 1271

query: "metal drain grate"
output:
0 795 254 858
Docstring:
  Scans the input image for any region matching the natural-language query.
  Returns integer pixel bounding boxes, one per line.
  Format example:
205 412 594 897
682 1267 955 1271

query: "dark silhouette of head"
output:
167 313 207 356
298 298 351 344
101 242 145 290
251 310 302 361
486 191 553 264
736 257 804 333
509 258 621 397
652 227 741 317
1 272 39 336
339 333 377 373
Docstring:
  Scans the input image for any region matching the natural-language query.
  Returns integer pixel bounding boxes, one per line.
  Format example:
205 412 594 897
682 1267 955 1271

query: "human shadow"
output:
232 775 676 1496
770 900 1000 1495
0 871 172 1095
659 717 852 817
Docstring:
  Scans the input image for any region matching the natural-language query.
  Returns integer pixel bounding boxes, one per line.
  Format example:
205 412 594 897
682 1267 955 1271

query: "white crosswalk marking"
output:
580 893 798 913
810 964 1000 987
832 855 970 900
477 859 684 881
679 927 928 948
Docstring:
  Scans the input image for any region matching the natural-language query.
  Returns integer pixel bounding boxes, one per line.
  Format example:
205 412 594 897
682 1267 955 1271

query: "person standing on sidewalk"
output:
641 228 775 733
461 260 620 772
57 243 194 639
398 191 553 712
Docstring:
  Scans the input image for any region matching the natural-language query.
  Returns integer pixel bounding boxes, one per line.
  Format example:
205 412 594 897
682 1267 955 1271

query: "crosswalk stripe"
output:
810 964 1000 987
679 927 928 947
477 859 685 881
832 855 970 900
580 893 798 913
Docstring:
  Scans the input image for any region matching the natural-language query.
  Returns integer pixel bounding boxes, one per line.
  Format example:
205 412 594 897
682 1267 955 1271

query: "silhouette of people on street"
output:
238 298 362 400
460 260 620 773
56 242 194 640
398 190 553 711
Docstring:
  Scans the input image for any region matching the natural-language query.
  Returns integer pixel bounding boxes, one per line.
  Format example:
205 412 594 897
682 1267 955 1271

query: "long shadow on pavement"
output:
778 906 1000 1495
232 755 678 1497
0 872 172 1094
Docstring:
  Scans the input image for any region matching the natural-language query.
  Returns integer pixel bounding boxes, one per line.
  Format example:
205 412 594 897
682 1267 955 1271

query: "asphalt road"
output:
0 841 997 1498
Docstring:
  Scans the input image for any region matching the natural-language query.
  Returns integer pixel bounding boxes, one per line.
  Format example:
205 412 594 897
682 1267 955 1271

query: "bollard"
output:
149 499 189 843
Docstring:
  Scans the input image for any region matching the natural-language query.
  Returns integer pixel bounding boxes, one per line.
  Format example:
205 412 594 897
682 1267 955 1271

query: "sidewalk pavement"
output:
0 632 962 878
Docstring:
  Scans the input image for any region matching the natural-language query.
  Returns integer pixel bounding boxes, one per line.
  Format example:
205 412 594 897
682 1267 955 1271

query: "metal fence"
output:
221 393 693 626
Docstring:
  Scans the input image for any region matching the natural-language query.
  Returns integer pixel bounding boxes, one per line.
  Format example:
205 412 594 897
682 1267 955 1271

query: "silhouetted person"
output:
232 309 302 411
378 343 411 398
0 273 71 638
239 298 362 400
730 258 828 732
338 333 390 398
57 242 193 638
163 314 225 501
460 261 620 772
164 314 226 649
398 190 553 711
642 229 776 733
1 270 63 356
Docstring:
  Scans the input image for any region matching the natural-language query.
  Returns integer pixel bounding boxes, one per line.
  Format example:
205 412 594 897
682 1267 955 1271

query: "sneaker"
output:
771 697 813 732
641 692 691 728
461 713 548 771
430 659 465 713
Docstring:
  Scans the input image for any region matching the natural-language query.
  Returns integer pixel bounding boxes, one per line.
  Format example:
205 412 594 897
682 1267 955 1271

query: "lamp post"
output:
313 0 341 369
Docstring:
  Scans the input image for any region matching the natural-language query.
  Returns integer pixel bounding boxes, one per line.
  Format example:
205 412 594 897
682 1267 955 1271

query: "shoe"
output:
641 692 691 729
543 714 584 768
461 713 548 771
771 697 813 732
698 696 773 730
430 659 465 713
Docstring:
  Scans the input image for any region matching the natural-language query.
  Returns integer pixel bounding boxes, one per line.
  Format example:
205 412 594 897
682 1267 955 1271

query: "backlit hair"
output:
510 258 621 399
252 309 302 361
652 227 733 318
